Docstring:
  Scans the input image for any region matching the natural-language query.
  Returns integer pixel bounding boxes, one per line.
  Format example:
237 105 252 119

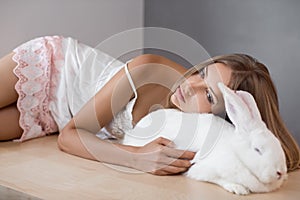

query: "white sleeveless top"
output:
49 37 137 138
97 63 138 140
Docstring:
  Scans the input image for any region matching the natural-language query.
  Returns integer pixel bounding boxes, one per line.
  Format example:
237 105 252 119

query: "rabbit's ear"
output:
235 90 262 121
217 82 262 129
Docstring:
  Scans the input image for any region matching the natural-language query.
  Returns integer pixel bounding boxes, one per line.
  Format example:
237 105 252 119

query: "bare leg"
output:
0 104 22 141
0 52 22 140
0 52 19 109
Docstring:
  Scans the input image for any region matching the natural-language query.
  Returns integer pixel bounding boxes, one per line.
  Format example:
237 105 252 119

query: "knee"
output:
57 129 70 152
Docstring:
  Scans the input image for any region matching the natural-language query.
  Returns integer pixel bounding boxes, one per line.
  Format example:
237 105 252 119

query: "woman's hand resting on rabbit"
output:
130 137 195 175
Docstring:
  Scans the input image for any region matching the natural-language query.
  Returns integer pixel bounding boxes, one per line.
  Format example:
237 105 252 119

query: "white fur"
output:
122 83 287 195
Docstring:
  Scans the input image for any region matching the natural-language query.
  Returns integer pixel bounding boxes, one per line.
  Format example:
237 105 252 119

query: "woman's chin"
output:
170 95 181 110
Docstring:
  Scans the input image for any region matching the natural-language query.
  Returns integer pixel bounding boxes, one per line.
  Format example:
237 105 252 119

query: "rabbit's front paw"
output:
223 183 250 195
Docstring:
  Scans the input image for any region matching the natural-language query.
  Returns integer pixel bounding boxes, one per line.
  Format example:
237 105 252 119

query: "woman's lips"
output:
176 86 185 102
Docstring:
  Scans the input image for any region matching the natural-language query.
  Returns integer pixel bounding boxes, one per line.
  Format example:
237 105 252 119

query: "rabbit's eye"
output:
254 147 262 155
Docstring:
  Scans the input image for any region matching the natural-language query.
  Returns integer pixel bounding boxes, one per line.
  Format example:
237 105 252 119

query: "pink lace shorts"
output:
12 36 64 142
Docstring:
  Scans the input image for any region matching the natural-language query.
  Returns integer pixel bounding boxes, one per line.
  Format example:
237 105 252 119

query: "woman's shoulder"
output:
128 54 187 83
130 54 187 75
125 54 187 95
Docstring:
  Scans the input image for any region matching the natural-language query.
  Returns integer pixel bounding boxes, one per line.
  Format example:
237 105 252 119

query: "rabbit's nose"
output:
276 171 282 179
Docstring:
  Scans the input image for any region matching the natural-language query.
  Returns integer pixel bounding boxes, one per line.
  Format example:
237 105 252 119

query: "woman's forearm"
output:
58 127 195 175
57 128 138 168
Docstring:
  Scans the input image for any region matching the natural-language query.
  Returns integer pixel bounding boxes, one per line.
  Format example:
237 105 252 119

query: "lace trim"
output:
12 36 63 142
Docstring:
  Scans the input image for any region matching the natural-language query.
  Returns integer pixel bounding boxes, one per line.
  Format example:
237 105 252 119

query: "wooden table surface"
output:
0 135 299 200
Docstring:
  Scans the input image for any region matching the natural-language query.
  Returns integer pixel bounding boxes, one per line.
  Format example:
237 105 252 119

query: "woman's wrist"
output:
113 143 140 168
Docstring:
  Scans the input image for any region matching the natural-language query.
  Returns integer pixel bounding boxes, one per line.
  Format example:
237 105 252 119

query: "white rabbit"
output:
123 82 287 195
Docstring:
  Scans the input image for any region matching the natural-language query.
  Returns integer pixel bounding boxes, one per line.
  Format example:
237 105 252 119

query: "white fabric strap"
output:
124 59 138 98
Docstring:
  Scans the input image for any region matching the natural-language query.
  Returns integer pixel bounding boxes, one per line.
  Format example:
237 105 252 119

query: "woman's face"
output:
170 63 232 114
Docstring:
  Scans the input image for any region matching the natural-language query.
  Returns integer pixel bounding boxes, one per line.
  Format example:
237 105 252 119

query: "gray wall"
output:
1 0 299 144
0 0 144 58
145 0 300 144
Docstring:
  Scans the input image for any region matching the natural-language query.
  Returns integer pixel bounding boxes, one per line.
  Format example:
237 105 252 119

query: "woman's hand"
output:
131 137 196 175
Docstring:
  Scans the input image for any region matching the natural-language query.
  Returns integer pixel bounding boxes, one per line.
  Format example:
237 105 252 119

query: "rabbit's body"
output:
123 109 216 152
122 83 287 195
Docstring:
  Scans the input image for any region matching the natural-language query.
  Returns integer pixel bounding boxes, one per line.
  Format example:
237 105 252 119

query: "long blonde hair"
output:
175 53 300 172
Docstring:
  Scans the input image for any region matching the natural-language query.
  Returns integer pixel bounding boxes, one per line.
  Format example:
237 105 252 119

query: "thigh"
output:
0 104 23 141
0 52 19 109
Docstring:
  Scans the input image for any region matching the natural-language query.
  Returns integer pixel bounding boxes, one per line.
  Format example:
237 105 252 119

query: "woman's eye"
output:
206 90 214 104
199 67 206 79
